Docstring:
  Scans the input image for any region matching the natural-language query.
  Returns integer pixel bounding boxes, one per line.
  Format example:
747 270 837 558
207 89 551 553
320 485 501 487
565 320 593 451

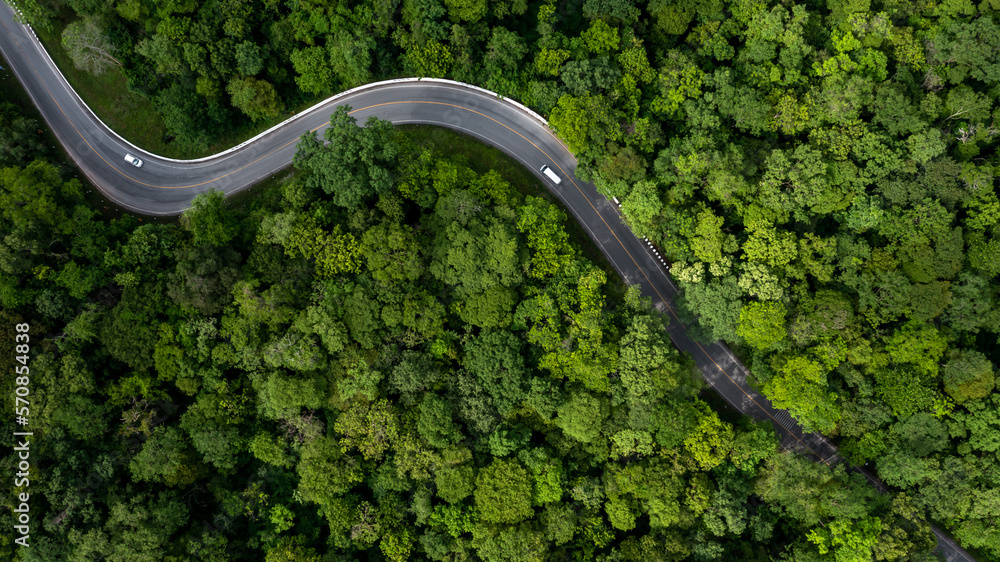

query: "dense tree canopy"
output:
7 0 1000 557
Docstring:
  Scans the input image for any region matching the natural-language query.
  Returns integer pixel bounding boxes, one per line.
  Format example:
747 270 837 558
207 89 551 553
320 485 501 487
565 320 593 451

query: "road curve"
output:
0 2 976 560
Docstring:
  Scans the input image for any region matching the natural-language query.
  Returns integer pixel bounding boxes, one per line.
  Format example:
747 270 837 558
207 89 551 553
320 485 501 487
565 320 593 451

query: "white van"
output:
539 165 562 185
124 154 142 167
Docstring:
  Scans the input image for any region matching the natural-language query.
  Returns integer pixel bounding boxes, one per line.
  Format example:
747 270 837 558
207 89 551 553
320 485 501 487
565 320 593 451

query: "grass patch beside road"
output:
32 17 174 154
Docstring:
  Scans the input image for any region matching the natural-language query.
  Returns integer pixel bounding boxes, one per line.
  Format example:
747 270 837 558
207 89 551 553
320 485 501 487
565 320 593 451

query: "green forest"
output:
3 0 1000 559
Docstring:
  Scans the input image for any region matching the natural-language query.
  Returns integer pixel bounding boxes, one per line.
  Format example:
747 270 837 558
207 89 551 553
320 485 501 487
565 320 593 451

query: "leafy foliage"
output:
11 0 1000 555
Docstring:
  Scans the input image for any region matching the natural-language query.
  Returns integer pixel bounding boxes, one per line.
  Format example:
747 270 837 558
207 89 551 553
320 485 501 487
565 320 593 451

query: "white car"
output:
124 154 142 167
539 164 562 185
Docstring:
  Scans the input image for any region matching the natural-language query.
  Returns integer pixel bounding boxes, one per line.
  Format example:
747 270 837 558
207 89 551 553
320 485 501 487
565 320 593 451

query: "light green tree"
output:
884 320 948 377
435 464 475 503
444 0 486 22
737 301 788 351
620 180 662 238
742 219 798 267
334 399 399 460
405 40 453 77
549 94 621 157
581 19 620 54
651 50 705 115
360 222 424 284
763 355 841 434
689 207 724 263
535 48 571 76
135 34 183 76
807 516 883 562
474 459 534 524
683 403 735 470
516 197 575 278
227 77 284 122
555 391 605 444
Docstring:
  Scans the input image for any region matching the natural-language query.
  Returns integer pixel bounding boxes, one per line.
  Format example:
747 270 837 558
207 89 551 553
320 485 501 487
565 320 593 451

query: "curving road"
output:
0 2 975 560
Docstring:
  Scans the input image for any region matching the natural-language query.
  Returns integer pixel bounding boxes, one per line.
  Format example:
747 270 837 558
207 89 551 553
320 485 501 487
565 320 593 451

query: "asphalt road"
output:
0 2 976 560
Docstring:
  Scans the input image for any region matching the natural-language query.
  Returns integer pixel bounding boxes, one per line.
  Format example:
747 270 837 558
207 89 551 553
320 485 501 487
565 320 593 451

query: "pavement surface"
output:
0 2 976 559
